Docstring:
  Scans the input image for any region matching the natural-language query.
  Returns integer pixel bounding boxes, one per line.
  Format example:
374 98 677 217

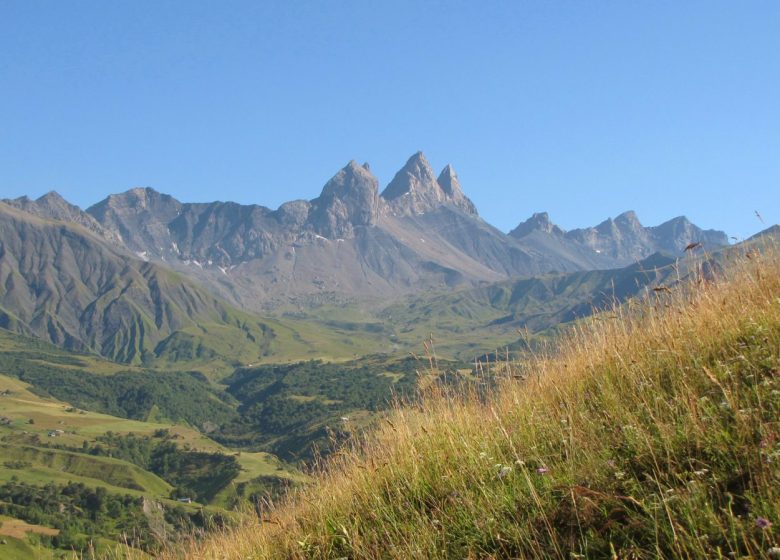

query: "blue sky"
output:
1 1 778 239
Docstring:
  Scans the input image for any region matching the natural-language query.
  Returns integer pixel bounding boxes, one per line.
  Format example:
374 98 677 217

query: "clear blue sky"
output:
1 1 778 239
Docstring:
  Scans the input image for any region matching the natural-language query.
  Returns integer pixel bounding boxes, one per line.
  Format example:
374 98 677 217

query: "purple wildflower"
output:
756 517 773 530
536 467 549 475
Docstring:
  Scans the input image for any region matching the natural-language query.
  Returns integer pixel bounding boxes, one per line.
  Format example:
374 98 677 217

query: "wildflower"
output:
497 466 512 479
693 469 709 477
767 546 780 558
756 517 772 530
536 467 549 475
614 471 625 480
606 459 616 468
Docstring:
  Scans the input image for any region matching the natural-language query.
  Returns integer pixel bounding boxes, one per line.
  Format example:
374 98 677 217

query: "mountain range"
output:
3 151 729 317
0 151 769 557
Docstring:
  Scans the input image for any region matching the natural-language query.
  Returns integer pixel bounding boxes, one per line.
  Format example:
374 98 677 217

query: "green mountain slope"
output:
0 202 385 375
178 241 780 560
376 252 679 358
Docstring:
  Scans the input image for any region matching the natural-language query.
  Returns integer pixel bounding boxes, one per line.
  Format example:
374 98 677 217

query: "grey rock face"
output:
308 160 383 238
273 200 311 228
382 151 446 215
87 187 182 258
436 164 478 215
381 152 477 216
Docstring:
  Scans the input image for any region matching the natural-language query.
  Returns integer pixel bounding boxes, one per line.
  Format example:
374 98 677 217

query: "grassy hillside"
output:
170 246 780 558
0 372 302 500
0 372 305 556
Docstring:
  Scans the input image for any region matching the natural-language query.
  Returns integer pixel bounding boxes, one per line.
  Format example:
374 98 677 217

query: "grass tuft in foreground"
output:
158 248 780 559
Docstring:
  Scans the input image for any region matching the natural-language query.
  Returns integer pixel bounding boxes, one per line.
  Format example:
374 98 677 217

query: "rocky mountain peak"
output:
36 190 69 206
108 187 180 211
308 160 383 238
436 164 459 195
651 215 729 252
437 164 478 215
509 212 565 238
381 152 478 216
381 152 440 203
318 161 380 203
33 190 84 217
89 187 181 217
614 210 642 229
86 188 183 255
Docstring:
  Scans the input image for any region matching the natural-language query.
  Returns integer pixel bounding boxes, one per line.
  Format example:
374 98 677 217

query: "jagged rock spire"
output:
437 164 477 215
381 151 442 204
381 152 478 216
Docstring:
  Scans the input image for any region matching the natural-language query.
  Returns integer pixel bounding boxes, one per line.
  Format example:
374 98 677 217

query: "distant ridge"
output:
510 209 729 263
3 152 730 311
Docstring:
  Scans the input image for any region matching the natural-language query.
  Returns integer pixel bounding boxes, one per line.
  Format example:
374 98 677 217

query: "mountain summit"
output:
309 160 382 238
381 152 477 216
436 164 478 215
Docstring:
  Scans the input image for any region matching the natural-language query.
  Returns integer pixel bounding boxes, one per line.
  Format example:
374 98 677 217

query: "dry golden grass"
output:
0 515 60 539
152 245 780 559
